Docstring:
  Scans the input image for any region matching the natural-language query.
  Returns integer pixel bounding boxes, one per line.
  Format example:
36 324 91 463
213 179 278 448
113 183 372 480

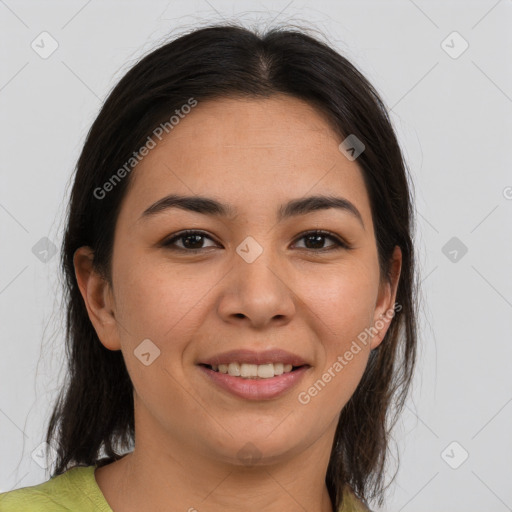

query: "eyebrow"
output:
139 193 365 229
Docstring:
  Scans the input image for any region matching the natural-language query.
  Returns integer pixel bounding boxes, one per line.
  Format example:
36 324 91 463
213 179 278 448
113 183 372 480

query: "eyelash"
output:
161 229 351 253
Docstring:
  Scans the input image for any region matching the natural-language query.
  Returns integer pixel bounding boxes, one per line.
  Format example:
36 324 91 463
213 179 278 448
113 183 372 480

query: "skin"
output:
74 95 401 512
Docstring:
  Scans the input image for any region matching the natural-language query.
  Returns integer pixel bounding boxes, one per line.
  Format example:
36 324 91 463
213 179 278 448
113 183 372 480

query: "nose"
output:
217 247 296 329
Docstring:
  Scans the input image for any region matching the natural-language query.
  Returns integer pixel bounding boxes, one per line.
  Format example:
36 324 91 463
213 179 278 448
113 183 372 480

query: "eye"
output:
292 230 350 252
161 229 350 253
162 230 218 252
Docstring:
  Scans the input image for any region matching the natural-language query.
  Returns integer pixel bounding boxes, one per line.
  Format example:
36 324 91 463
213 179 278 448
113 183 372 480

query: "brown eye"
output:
293 230 350 252
162 230 218 252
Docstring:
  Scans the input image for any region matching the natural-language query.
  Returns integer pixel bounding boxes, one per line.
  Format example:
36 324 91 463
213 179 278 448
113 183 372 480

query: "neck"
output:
96 434 336 512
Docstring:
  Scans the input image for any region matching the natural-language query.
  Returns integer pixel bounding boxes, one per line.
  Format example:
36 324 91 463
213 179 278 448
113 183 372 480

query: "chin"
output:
205 431 304 468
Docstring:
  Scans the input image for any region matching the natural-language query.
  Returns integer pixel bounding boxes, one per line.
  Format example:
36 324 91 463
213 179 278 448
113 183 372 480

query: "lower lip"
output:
198 365 310 401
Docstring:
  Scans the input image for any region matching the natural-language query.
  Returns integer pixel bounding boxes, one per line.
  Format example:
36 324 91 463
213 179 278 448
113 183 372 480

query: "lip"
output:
199 348 309 367
198 364 310 401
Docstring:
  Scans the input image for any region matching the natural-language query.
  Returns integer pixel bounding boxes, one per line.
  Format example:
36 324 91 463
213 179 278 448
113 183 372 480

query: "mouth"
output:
198 363 311 400
199 362 309 379
197 348 311 400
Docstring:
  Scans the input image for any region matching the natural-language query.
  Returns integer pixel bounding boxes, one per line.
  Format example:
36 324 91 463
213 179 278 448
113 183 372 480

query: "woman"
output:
0 23 418 512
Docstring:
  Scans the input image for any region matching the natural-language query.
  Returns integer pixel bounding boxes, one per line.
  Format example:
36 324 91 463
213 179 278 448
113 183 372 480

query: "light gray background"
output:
1 1 511 511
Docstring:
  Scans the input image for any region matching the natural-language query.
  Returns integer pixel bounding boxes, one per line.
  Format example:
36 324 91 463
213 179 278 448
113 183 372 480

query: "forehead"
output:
119 95 372 227
172 95 337 140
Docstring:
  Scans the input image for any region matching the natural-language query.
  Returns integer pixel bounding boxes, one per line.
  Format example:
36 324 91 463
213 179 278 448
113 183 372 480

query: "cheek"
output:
112 255 226 391
112 257 206 411
113 256 208 341
295 266 375 403
298 264 377 341
296 330 370 418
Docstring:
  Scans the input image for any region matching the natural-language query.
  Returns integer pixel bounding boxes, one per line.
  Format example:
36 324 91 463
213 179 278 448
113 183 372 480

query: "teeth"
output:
240 363 257 378
212 362 296 379
273 363 284 376
228 362 240 376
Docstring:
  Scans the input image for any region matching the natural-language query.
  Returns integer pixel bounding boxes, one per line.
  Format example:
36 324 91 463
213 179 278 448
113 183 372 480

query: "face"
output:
76 95 401 467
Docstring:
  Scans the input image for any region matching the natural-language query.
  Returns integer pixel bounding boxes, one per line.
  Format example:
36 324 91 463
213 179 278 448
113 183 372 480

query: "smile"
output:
205 362 300 379
198 364 310 400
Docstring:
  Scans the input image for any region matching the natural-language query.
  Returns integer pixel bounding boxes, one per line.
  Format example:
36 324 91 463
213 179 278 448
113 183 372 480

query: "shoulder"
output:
0 465 112 512
338 485 373 512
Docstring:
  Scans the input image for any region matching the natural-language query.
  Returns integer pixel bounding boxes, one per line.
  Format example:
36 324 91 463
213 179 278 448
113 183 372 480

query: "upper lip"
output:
199 349 310 367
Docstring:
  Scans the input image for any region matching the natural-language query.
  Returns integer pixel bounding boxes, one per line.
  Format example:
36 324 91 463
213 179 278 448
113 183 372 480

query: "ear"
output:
73 246 121 351
370 245 402 350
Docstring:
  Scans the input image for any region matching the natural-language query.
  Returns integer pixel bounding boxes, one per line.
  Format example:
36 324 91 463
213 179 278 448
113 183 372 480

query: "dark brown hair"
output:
45 23 418 510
